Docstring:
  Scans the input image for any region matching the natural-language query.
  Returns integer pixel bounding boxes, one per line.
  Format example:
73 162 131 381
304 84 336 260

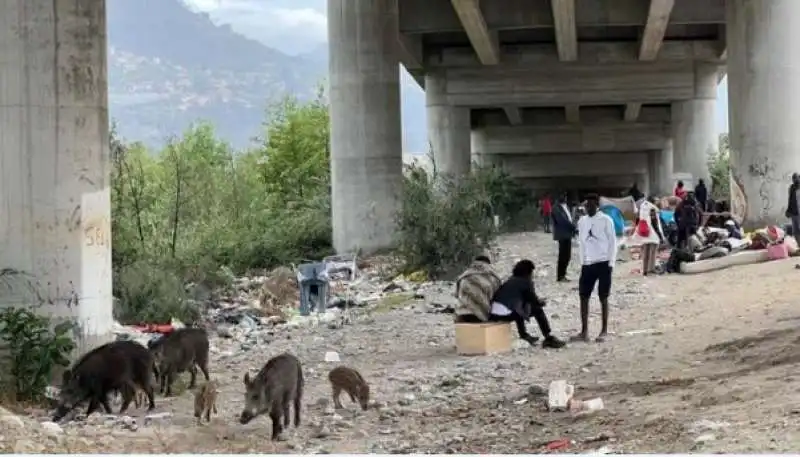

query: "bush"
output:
0 307 75 402
708 133 731 201
113 259 199 325
395 164 524 279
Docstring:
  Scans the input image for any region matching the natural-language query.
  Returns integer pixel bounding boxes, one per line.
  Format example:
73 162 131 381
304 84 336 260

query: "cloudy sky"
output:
184 0 327 55
183 0 729 132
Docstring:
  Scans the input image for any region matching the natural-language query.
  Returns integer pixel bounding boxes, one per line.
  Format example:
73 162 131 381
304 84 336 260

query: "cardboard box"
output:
455 322 513 356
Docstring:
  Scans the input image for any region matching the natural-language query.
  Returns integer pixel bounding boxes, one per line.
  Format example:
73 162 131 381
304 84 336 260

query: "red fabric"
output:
674 187 687 199
636 219 651 237
541 198 552 215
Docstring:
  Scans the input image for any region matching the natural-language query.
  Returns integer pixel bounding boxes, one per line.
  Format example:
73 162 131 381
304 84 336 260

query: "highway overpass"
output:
328 0 797 253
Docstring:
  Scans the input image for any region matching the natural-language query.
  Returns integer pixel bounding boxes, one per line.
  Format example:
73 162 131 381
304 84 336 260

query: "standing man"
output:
787 173 800 237
551 192 576 282
675 192 700 249
540 194 553 233
575 194 617 343
694 179 708 211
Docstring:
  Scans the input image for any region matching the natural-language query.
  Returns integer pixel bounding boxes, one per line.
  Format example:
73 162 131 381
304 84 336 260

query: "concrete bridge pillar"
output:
671 63 718 186
425 73 471 178
650 140 675 196
636 173 650 198
328 0 403 253
0 0 112 352
727 0 800 228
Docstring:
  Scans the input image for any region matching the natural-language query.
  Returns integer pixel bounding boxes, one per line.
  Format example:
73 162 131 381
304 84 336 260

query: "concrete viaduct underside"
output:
329 0 800 253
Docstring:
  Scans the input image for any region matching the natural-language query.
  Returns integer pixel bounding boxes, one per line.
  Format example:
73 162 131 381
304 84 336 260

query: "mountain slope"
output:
107 0 426 151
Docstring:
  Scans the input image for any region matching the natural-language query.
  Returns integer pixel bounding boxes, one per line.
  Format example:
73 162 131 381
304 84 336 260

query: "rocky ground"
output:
3 231 800 453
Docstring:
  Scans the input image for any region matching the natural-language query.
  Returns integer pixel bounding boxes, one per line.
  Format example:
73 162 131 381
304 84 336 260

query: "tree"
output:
708 132 730 200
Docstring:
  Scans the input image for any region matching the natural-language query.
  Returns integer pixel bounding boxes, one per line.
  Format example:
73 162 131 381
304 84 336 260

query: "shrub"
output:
395 164 523 279
113 259 198 325
0 307 75 402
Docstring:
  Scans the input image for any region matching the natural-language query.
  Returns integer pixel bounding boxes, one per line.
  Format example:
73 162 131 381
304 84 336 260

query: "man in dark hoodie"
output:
675 192 701 249
786 173 800 237
489 260 566 349
694 179 708 211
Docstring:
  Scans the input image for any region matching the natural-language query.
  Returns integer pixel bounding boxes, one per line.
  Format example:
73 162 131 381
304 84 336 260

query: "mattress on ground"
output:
679 249 770 274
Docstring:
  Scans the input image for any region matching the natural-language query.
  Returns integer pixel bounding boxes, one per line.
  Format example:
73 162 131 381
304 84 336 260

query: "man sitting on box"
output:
454 255 502 323
489 260 566 349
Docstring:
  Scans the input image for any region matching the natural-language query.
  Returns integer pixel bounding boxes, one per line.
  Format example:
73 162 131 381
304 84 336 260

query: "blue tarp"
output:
599 205 625 237
660 209 675 225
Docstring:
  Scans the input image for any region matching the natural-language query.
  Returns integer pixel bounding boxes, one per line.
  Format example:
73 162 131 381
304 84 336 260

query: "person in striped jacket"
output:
454 255 502 323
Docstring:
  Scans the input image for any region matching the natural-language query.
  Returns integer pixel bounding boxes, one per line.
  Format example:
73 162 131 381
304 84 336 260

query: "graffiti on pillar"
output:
729 168 747 225
747 156 779 222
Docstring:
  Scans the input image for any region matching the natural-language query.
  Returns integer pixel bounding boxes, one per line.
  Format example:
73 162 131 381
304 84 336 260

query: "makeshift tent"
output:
600 205 625 237
599 196 637 221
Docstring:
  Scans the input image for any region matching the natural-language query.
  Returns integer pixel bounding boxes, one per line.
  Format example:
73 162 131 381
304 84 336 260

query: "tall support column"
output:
648 151 658 195
727 0 800 228
328 0 403 253
0 0 112 352
671 62 718 185
652 140 675 195
425 73 471 177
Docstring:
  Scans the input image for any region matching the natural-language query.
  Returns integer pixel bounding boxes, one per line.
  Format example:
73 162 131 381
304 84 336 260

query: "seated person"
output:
489 260 566 349
454 255 502 323
725 219 743 239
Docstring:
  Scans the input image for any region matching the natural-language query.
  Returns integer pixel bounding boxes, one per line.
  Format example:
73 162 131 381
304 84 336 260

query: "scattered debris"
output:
548 380 575 411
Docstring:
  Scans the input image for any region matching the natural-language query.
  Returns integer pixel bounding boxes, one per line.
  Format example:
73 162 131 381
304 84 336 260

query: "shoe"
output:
542 335 566 349
557 277 570 282
522 335 540 346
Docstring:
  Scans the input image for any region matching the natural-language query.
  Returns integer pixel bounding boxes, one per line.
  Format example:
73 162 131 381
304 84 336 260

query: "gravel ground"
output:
4 231 800 453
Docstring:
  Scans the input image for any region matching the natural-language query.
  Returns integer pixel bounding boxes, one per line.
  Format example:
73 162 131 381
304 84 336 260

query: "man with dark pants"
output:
551 192 576 282
489 260 565 348
786 173 800 237
574 194 617 343
675 192 700 249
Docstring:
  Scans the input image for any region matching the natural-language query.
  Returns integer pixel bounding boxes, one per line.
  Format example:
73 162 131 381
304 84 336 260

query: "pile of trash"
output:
109 254 451 348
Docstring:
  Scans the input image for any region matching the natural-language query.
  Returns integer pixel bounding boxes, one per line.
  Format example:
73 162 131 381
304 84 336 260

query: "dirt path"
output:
8 232 800 453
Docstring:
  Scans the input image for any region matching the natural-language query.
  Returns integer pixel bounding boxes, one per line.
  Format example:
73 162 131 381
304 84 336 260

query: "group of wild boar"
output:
52 327 371 440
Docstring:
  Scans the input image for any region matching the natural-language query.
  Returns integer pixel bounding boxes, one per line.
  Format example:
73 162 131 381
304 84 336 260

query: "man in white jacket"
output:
575 193 617 343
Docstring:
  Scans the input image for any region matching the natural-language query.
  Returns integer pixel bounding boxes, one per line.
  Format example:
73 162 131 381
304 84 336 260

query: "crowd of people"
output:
455 174 800 350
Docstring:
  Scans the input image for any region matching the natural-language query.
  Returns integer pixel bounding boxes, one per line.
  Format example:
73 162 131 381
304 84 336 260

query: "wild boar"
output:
53 340 156 421
193 380 219 424
149 327 210 396
239 353 304 440
328 365 370 411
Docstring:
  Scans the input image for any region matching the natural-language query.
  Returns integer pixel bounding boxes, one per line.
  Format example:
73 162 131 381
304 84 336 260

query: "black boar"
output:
239 353 304 440
53 340 156 421
149 327 210 396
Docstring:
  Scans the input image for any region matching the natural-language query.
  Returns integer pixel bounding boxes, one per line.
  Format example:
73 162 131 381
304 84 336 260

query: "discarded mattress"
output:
680 249 770 274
